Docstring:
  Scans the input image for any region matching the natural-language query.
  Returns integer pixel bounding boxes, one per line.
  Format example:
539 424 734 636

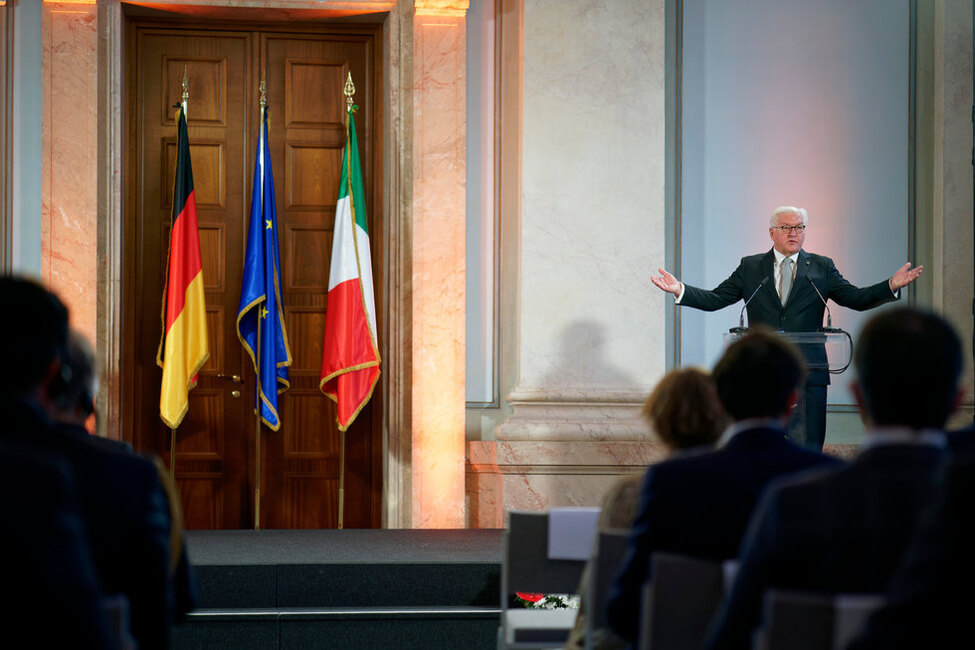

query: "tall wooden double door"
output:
122 21 383 529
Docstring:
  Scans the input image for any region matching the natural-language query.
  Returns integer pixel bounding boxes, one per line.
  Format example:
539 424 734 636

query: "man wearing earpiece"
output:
650 206 923 450
48 328 200 637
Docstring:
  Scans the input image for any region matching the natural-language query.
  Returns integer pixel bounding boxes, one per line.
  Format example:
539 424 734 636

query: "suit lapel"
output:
760 250 777 302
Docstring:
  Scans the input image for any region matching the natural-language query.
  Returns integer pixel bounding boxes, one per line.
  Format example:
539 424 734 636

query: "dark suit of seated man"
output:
53 328 200 625
650 206 922 450
706 307 962 650
0 277 175 650
605 328 841 645
0 445 117 649
845 453 975 650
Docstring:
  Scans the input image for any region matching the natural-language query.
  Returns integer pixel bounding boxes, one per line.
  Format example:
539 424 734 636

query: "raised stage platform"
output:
175 529 505 649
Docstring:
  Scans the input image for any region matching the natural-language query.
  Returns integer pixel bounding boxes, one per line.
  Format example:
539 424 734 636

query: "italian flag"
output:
157 103 209 429
320 107 380 431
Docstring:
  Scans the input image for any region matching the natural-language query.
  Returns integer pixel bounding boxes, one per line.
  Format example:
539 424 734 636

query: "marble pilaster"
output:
410 0 468 528
479 0 669 518
41 2 98 345
936 0 975 421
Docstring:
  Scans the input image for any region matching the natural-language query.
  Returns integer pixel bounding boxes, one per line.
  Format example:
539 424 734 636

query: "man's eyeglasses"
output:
774 225 806 234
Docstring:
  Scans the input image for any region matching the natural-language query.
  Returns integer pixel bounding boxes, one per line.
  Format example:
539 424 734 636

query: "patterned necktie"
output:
780 257 794 306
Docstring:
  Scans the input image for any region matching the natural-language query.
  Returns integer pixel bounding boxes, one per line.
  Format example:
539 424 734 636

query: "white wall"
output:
517 0 665 400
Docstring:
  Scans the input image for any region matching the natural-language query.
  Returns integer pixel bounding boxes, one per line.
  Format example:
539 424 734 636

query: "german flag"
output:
157 103 209 429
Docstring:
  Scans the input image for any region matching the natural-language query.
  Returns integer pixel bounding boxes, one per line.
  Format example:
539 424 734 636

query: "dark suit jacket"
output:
681 249 897 384
946 423 975 457
0 400 173 650
0 444 117 649
605 426 841 643
706 442 948 650
847 454 975 650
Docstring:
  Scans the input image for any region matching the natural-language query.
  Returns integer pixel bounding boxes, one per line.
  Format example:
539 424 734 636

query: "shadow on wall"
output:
539 320 637 394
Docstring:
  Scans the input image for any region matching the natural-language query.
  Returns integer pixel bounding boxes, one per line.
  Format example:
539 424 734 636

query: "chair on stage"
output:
753 590 885 650
638 553 733 650
584 528 630 650
498 509 599 650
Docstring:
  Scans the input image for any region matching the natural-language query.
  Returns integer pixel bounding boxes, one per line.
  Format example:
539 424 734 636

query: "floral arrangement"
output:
515 592 581 610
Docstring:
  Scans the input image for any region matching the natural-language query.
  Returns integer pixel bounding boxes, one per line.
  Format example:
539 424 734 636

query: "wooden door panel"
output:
161 56 229 126
262 33 377 530
126 22 382 530
130 29 250 529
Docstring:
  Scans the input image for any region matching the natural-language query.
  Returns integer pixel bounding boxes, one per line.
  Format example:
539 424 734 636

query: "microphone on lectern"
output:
807 275 842 333
729 277 771 334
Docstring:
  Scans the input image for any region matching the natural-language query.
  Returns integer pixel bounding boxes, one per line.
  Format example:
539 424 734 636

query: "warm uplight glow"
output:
121 2 396 19
415 0 470 16
411 11 468 529
43 0 96 4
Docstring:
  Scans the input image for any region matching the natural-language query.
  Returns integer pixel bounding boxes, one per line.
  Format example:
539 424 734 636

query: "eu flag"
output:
236 106 292 430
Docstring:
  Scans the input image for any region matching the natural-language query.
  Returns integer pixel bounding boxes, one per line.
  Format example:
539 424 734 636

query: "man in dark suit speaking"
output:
650 206 923 450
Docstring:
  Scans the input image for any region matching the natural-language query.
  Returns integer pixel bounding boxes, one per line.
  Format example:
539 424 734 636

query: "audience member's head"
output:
853 306 962 430
712 327 806 422
0 276 70 402
642 367 727 451
50 329 98 426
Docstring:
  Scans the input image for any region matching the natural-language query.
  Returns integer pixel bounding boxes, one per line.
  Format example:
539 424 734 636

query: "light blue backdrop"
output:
680 0 912 407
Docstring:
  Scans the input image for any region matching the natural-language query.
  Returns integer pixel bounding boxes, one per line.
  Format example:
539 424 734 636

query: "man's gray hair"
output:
770 206 809 227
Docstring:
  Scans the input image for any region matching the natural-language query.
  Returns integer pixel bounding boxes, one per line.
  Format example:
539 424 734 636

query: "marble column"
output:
410 0 469 528
935 0 975 422
42 2 99 369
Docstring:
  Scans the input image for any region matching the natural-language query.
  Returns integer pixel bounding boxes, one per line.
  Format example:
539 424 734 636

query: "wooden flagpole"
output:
170 427 177 479
336 72 356 531
170 67 191 482
253 79 269 531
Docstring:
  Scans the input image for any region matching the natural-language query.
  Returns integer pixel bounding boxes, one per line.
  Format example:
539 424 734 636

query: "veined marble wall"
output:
467 0 669 525
936 0 975 421
41 2 98 347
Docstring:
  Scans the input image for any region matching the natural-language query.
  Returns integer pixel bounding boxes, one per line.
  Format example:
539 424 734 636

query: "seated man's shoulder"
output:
763 462 848 499
65 431 166 499
651 444 721 472
948 424 975 458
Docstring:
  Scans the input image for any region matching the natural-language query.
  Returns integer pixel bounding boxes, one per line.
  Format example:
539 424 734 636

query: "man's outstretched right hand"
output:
650 267 682 296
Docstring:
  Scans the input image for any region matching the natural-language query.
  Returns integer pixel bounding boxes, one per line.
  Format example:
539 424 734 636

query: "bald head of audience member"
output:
712 327 806 424
853 306 963 430
643 367 728 451
0 276 70 405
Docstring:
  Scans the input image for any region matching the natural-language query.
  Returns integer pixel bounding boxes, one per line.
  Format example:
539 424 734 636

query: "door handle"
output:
216 373 243 384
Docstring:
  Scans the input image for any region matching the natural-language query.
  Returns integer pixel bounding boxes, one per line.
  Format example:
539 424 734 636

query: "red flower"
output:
516 592 545 603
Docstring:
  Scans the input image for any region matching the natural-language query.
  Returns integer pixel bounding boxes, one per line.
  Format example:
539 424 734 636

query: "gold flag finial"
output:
181 65 189 105
344 72 355 112
259 76 268 109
